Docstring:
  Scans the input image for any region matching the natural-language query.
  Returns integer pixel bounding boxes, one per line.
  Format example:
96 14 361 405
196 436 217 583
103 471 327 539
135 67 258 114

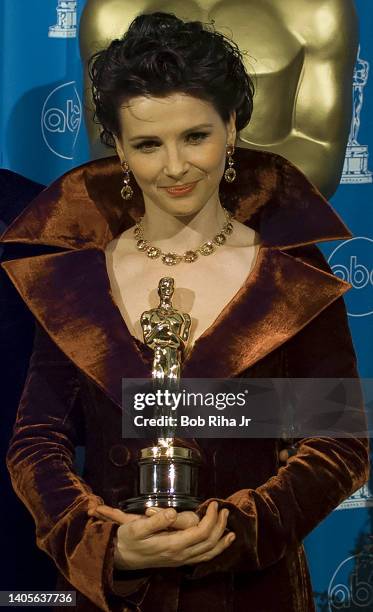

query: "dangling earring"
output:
224 145 236 183
121 160 133 200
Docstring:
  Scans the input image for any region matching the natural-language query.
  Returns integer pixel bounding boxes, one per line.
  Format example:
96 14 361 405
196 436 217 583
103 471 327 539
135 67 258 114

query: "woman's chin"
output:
156 201 206 218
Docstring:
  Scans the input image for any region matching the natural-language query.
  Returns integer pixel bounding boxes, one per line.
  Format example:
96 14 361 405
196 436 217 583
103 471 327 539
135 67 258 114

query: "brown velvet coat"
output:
0 148 369 612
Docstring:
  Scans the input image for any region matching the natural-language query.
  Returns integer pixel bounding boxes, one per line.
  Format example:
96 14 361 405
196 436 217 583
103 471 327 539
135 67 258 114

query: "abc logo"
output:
328 554 373 610
327 237 373 317
41 81 82 160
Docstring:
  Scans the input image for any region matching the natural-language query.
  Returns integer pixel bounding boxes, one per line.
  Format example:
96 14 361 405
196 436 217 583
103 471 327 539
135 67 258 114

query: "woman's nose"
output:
163 146 189 179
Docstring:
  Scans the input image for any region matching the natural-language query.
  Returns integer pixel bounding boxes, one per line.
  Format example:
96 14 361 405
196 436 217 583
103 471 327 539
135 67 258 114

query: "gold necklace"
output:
134 208 234 266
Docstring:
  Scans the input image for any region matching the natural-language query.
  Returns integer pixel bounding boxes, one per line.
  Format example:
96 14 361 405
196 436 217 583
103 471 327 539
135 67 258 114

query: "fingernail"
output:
228 533 236 543
166 509 176 519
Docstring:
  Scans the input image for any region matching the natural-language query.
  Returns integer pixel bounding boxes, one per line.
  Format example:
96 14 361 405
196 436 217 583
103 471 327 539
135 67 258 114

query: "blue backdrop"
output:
0 1 372 609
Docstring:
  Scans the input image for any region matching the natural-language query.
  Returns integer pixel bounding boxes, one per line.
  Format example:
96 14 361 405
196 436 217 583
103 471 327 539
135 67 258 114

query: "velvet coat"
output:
0 148 369 612
0 171 58 592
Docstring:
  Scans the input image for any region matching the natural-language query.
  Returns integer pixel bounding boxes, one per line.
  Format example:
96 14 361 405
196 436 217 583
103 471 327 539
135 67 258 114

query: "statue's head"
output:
158 277 174 299
86 12 255 217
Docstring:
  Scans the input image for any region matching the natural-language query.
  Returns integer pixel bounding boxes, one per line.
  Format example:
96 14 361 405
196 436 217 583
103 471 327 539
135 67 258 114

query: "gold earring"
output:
121 160 133 200
224 145 236 183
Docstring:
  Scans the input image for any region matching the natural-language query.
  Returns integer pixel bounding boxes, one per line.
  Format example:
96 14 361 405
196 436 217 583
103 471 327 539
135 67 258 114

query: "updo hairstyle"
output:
88 11 255 148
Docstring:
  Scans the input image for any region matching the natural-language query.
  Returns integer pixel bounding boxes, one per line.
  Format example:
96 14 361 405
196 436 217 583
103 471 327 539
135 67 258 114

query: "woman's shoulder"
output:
284 243 332 273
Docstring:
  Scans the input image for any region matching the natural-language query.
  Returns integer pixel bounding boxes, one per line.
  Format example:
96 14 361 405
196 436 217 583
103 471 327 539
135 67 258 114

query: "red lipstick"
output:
162 181 198 197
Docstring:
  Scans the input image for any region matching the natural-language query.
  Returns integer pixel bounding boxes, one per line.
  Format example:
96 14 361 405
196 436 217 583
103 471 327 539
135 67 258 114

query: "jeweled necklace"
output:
134 208 234 266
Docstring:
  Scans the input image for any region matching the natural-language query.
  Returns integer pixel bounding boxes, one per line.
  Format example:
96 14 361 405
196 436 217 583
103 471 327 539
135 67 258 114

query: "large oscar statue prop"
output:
120 277 202 512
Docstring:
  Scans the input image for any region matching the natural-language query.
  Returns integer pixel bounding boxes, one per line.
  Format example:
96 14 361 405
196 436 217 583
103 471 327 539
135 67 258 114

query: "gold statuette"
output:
141 277 191 385
120 278 201 512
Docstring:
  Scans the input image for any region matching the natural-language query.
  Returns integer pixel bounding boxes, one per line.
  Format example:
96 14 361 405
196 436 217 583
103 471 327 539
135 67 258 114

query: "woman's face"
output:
113 93 236 217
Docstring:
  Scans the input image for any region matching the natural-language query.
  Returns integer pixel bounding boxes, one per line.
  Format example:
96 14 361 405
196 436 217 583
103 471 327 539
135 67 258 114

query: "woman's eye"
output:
134 132 209 152
187 132 209 143
135 141 159 151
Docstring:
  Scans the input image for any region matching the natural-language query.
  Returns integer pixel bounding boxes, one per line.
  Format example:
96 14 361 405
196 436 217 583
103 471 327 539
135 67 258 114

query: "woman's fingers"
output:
175 506 231 561
183 530 236 565
279 446 298 464
88 503 199 533
145 501 223 553
173 511 200 530
114 502 235 569
87 504 120 521
142 504 233 566
126 503 215 551
128 507 178 539
279 449 289 463
88 504 145 524
145 507 200 530
161 501 220 548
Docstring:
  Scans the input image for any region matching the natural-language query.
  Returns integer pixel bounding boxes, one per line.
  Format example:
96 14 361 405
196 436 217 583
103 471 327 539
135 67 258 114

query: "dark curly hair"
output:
88 12 255 148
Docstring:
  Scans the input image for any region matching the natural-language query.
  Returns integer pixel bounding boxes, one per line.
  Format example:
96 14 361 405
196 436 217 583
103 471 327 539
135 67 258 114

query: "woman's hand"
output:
88 502 200 531
112 501 235 570
279 446 298 463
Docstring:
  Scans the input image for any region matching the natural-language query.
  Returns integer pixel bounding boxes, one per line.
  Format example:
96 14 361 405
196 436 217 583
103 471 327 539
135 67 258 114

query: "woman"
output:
1 12 369 612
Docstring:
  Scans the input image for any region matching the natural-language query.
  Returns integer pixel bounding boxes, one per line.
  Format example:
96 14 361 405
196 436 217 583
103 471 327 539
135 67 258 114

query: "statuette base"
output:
120 492 201 513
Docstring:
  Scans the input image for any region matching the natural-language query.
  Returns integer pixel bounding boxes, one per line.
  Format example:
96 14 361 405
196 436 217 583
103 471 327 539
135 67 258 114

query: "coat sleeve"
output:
6 323 150 611
185 246 370 579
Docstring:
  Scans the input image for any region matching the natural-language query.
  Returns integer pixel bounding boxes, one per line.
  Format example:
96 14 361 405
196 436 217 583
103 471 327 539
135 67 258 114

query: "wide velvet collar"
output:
0 149 352 409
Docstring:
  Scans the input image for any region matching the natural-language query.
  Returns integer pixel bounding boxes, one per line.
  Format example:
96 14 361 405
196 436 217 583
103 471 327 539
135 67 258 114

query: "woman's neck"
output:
141 197 228 252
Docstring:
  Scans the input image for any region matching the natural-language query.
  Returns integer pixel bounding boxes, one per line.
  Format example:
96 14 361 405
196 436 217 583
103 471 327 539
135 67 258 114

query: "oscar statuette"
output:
120 277 201 512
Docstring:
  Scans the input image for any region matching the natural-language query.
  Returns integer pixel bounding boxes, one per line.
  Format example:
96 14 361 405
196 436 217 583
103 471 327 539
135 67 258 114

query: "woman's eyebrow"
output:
128 123 214 142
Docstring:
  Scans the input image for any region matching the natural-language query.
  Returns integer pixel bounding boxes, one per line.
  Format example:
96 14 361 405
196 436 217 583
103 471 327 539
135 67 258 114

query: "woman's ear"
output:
113 134 125 163
227 110 237 145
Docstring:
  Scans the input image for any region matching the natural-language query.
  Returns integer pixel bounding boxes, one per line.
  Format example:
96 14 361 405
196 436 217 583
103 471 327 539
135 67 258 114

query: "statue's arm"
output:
141 314 171 345
140 312 153 344
182 314 192 342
